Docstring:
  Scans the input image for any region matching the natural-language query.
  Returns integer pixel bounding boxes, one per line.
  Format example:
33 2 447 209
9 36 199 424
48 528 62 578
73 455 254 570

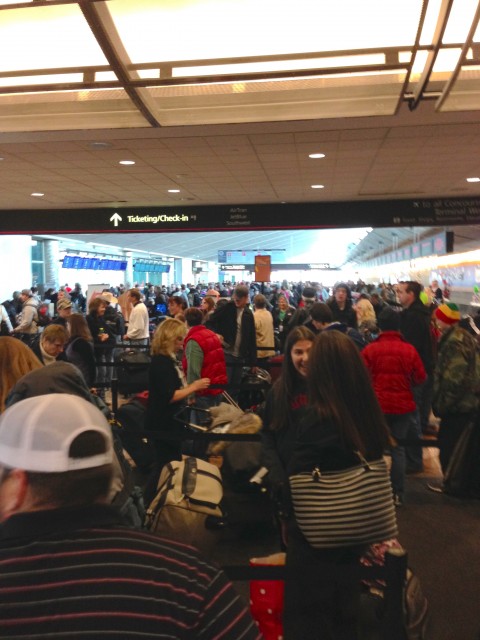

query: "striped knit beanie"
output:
435 302 460 325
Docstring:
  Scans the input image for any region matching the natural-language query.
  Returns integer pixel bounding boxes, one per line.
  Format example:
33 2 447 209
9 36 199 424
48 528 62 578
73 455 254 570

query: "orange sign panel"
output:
254 255 271 282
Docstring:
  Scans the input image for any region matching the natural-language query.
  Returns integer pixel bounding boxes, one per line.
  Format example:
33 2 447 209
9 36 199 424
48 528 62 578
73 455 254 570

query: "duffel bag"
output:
114 348 151 393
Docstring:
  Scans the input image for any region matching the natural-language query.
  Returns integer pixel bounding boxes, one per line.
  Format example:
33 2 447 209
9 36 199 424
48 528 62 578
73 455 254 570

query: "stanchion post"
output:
382 548 408 640
111 377 118 414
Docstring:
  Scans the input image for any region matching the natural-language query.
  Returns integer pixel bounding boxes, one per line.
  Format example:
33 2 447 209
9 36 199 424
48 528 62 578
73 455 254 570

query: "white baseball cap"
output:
0 394 113 473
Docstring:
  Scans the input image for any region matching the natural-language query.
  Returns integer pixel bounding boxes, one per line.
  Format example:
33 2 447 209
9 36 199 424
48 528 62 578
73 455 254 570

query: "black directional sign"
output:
0 197 479 233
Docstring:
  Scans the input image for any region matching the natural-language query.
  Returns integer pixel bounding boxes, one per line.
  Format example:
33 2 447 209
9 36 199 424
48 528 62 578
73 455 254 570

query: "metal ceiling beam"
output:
394 0 429 114
0 63 408 96
436 1 480 111
408 0 454 111
78 0 161 127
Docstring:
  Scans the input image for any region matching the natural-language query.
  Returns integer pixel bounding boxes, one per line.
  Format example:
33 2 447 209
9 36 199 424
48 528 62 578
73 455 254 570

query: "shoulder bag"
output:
289 452 398 549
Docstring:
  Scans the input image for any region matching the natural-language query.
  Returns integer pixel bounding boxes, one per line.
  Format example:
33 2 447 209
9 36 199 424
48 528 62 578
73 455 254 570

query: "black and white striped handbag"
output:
289 453 398 549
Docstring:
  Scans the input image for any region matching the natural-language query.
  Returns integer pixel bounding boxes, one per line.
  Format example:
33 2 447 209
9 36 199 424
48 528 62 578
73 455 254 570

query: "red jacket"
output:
183 325 227 396
362 331 426 415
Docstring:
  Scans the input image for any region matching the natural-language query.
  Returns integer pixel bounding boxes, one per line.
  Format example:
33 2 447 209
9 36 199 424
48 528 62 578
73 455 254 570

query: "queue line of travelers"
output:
0 275 478 638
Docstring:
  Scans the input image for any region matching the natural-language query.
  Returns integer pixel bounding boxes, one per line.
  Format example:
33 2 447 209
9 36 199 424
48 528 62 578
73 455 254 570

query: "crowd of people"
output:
0 275 479 638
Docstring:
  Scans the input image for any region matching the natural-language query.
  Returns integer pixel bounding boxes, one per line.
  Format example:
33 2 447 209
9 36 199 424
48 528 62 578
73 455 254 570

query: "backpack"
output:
144 457 224 555
110 428 146 528
90 393 146 528
114 398 155 473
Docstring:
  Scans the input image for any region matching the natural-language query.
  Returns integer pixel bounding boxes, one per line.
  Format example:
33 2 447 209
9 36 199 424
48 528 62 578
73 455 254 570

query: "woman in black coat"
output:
86 297 116 391
283 331 390 640
65 313 96 388
145 318 210 503
260 325 315 526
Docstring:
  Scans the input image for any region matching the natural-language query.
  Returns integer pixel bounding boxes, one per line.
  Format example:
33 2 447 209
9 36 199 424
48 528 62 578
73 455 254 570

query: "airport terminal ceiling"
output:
1 0 480 269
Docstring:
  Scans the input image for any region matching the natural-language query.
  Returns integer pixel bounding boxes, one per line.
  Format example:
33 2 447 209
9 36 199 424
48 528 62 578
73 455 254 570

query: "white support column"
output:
43 239 60 290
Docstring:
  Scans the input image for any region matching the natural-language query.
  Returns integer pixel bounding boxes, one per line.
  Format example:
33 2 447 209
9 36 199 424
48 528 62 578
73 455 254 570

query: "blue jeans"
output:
224 352 246 401
386 412 414 498
405 382 426 471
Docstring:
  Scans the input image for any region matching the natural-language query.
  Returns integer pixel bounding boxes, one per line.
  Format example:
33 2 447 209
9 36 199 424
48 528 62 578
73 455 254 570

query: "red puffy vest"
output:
183 325 227 396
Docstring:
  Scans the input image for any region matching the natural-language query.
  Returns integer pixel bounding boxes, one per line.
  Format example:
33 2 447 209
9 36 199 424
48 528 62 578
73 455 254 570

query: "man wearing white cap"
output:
0 394 261 639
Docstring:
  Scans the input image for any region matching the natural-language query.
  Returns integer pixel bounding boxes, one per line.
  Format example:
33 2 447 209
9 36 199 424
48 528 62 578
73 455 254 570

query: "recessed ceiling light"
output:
309 153 326 159
168 189 180 193
90 142 111 149
466 177 480 182
311 184 325 189
31 192 44 197
119 160 135 165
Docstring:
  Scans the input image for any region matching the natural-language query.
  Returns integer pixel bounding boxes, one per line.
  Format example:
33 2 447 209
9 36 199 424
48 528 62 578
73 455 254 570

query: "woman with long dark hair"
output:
86 297 116 396
65 313 96 387
261 325 315 524
284 330 390 640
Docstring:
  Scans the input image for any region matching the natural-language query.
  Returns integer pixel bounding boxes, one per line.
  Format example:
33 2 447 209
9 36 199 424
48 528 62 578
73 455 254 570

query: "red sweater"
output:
362 331 426 415
183 325 227 396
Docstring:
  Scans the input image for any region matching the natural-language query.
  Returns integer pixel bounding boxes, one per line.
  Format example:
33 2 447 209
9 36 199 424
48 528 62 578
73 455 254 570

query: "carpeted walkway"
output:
396 474 480 640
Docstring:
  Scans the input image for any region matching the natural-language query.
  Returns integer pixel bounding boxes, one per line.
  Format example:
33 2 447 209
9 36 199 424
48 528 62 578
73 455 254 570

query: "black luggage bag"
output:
115 398 155 473
114 348 151 394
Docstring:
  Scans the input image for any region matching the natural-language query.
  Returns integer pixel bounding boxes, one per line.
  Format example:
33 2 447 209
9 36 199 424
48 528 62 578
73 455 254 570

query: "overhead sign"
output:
220 263 340 272
220 264 248 271
134 262 170 273
218 249 286 263
1 198 480 234
255 255 271 282
62 255 127 271
364 231 454 266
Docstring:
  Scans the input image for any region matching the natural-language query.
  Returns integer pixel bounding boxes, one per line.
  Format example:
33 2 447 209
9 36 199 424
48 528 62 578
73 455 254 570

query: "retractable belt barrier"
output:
227 551 410 640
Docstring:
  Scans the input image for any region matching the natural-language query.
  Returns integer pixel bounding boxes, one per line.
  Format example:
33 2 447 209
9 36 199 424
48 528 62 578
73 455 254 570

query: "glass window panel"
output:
107 0 423 63
432 48 463 73
420 0 443 45
0 4 108 72
173 54 388 79
442 0 479 44
137 69 161 80
31 241 44 262
410 50 429 76
0 73 83 88
95 71 121 82
398 51 413 64
438 66 480 111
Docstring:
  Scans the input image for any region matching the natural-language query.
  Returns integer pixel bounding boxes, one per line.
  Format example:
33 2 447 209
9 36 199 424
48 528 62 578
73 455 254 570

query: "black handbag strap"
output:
312 450 374 480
